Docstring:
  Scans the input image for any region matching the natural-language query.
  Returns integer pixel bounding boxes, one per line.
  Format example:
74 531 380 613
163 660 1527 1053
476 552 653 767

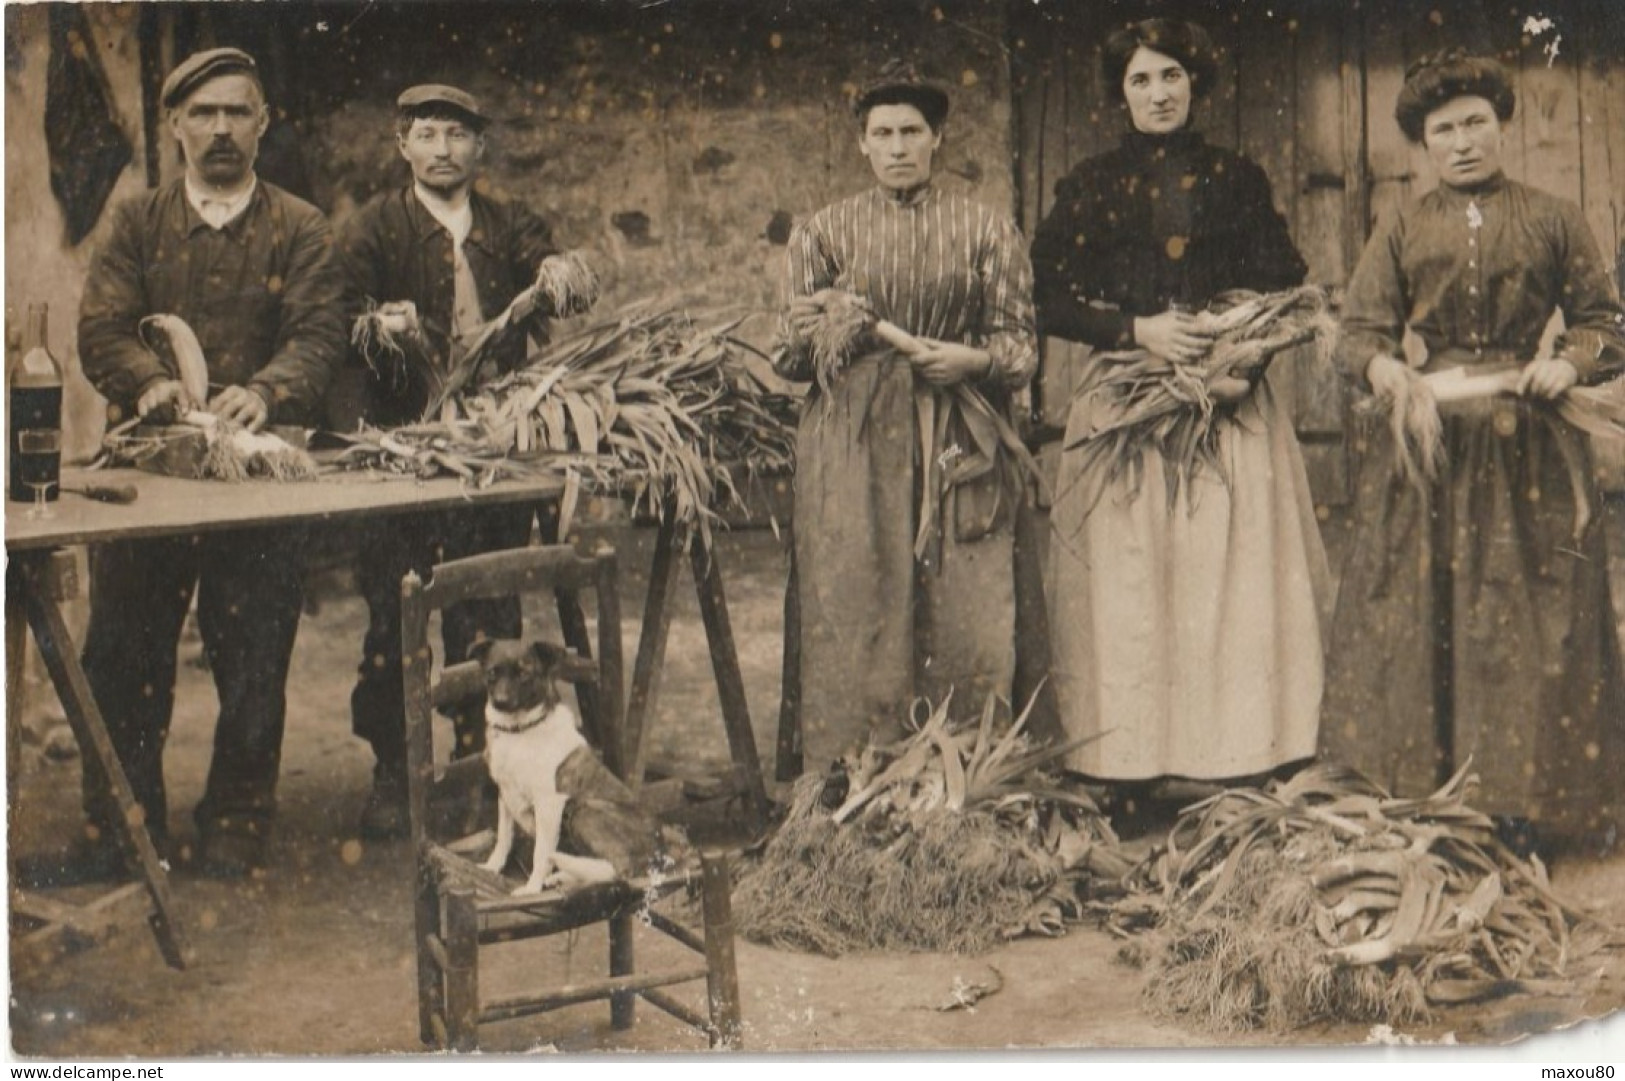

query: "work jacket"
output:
334 185 558 426
78 178 346 425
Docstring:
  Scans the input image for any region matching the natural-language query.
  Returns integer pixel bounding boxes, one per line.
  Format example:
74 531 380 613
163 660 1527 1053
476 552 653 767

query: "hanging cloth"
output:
46 6 134 246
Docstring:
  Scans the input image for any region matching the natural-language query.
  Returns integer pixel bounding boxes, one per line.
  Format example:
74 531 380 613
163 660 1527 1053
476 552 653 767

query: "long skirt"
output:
1321 398 1625 838
787 352 1020 775
1048 379 1330 780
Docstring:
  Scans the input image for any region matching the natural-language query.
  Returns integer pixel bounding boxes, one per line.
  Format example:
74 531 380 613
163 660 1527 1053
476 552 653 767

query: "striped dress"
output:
778 183 1038 774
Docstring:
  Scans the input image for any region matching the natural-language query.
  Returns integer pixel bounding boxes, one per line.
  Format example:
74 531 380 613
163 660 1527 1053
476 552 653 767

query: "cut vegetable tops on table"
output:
1105 761 1616 1033
328 303 801 541
104 409 319 481
1060 286 1338 519
735 690 1132 956
105 313 320 481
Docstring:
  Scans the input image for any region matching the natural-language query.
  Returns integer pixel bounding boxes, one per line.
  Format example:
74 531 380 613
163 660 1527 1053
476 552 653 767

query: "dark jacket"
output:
78 178 346 425
333 185 558 426
1030 130 1306 349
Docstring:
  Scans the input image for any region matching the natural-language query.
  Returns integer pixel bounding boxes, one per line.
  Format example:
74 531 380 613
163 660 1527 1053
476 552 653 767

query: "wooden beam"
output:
623 507 682 788
479 965 710 1024
18 554 190 971
688 535 770 830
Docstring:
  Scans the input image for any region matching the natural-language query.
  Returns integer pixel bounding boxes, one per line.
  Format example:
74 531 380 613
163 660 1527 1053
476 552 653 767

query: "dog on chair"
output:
467 637 667 895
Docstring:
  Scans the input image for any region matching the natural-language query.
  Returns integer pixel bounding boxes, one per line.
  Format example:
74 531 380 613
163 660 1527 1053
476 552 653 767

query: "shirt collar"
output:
185 175 257 231
1438 171 1509 200
876 180 936 209
1120 128 1206 161
412 183 474 243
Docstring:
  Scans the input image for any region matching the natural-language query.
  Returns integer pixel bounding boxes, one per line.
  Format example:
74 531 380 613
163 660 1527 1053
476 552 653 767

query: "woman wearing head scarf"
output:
1322 51 1625 854
1030 18 1329 791
777 60 1038 773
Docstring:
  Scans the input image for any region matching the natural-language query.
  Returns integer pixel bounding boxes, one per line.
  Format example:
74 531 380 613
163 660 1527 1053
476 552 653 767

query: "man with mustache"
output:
64 48 346 880
333 85 564 840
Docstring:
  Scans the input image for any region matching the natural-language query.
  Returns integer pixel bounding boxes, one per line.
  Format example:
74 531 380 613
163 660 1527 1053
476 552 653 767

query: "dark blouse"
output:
1339 174 1625 387
1030 130 1306 349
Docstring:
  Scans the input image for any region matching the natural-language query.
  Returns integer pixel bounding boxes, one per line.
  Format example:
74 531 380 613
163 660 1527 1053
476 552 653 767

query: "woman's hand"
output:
1207 376 1252 404
1133 310 1214 364
1365 355 1415 403
787 288 861 340
1516 358 1579 400
909 339 993 387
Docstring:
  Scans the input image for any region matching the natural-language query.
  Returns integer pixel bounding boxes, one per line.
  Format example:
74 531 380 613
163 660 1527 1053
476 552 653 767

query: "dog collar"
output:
486 702 553 734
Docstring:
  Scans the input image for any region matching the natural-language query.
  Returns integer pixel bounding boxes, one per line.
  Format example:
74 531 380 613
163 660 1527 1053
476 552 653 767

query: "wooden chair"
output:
402 543 743 1051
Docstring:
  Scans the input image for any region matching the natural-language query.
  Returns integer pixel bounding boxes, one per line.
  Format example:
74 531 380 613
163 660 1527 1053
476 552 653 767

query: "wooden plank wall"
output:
1010 0 1625 502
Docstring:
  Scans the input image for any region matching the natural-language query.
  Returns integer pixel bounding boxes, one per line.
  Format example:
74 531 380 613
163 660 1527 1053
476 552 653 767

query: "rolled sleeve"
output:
1551 201 1625 385
774 218 831 382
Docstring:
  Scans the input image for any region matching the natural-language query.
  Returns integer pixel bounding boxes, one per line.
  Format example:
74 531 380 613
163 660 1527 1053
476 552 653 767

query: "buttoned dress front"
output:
778 184 1038 774
1322 175 1625 836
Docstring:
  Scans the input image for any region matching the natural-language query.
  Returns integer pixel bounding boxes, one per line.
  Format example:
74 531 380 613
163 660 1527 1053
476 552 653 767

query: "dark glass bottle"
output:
9 303 64 503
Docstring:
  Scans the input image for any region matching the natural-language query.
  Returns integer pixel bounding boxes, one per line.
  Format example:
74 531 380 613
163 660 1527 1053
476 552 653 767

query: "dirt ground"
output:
7 502 1625 1058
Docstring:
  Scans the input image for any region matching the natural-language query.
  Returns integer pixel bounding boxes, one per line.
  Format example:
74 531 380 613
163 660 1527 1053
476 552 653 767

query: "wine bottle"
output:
9 303 64 504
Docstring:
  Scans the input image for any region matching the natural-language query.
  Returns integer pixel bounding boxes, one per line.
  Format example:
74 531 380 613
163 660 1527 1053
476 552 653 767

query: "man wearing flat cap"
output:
334 83 570 838
66 47 346 880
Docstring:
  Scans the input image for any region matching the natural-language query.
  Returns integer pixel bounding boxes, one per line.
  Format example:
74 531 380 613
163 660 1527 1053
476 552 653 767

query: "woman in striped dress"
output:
776 60 1039 774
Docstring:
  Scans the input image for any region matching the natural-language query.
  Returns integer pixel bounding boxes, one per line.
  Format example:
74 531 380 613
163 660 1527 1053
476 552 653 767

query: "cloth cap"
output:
161 47 260 109
397 84 488 126
853 58 949 126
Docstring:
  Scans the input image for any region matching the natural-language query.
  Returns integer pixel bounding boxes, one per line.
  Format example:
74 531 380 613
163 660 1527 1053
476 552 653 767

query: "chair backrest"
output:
400 543 625 849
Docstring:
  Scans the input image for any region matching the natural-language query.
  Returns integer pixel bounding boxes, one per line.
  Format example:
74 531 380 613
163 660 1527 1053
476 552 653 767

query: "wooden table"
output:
7 465 769 969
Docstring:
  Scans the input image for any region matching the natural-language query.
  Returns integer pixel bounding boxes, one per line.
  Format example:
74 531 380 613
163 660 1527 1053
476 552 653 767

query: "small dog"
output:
467 638 666 894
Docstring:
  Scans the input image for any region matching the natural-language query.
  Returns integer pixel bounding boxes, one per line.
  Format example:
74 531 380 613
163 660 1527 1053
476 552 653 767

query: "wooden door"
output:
1009 0 1625 501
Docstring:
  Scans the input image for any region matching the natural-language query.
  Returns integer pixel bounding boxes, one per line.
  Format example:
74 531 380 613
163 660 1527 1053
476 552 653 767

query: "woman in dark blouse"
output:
1030 18 1329 787
1322 52 1625 852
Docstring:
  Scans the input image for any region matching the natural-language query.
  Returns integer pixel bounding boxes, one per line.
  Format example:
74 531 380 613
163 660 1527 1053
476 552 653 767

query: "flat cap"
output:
161 47 260 109
396 84 488 125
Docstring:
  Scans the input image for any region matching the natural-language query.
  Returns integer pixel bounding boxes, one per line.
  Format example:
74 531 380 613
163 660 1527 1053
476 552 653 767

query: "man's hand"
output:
208 385 269 432
1133 310 1214 364
1516 358 1578 400
137 379 194 423
910 339 992 387
509 289 541 325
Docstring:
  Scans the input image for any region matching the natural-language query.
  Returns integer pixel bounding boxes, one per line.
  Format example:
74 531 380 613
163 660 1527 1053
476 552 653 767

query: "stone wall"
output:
4 1 1020 459
296 0 1018 329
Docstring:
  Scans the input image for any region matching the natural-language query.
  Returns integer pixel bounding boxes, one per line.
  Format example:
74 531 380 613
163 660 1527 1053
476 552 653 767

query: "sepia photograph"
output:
3 0 1624 1061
